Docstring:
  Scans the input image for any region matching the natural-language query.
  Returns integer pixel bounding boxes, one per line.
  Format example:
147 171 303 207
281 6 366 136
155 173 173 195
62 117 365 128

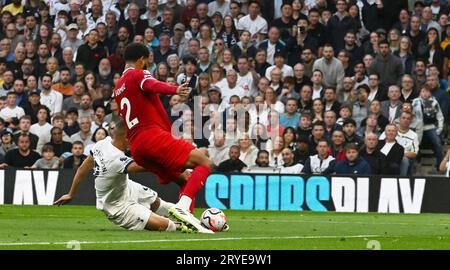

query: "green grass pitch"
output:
1 205 450 250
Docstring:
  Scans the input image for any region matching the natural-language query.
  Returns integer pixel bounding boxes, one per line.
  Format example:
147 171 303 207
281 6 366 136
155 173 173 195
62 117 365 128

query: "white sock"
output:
166 219 177 232
176 196 192 211
155 199 175 217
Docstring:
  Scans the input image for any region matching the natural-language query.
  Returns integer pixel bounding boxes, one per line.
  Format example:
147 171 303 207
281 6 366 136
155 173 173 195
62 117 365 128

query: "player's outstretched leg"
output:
150 197 175 217
176 149 214 212
145 213 193 233
168 149 215 234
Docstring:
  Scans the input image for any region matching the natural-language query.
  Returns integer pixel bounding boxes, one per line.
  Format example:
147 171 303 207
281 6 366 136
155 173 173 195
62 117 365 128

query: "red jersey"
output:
114 67 178 141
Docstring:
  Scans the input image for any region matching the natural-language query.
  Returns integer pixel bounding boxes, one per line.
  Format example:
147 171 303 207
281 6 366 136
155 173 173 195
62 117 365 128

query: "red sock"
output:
189 197 195 213
180 165 211 212
178 181 186 200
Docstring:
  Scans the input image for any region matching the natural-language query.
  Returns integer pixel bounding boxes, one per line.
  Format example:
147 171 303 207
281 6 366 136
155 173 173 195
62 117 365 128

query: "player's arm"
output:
53 155 94 206
124 161 148 173
140 72 190 97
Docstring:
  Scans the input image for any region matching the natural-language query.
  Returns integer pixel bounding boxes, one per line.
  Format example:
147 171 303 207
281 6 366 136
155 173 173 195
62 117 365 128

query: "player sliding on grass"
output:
54 119 198 233
114 43 214 233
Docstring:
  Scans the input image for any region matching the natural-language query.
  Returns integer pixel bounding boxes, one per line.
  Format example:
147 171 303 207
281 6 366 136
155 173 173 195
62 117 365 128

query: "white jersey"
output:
91 136 135 215
236 15 268 39
237 72 258 98
280 163 304 174
307 155 335 174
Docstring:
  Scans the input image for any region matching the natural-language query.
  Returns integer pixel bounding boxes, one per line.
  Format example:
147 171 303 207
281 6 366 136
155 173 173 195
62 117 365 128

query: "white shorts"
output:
127 179 158 208
106 180 159 231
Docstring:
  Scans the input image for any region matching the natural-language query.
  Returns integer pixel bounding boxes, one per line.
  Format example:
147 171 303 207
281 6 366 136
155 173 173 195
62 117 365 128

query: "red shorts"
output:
130 127 195 184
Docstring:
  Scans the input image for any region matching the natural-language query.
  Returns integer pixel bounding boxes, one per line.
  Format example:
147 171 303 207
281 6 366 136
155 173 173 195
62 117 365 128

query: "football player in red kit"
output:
114 43 214 233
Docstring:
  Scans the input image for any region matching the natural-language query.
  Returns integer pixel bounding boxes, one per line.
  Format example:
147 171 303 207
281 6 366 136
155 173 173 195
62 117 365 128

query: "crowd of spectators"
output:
0 0 449 177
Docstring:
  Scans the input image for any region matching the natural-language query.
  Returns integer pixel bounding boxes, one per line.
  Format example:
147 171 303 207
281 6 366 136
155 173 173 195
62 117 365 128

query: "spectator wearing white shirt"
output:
302 138 336 174
83 126 108 156
76 14 92 41
207 0 231 17
86 0 107 30
53 9 70 42
140 0 162 27
258 26 285 65
378 124 405 175
220 69 246 108
40 73 63 116
269 136 284 167
248 95 270 129
279 147 304 174
237 55 259 98
381 111 420 176
265 52 294 81
0 91 25 124
30 106 53 144
207 130 230 166
263 87 285 114
236 1 268 44
70 116 93 148
237 132 259 167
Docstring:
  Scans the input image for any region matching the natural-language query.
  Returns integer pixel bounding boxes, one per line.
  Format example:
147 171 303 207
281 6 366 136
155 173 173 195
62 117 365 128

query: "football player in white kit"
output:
54 118 208 233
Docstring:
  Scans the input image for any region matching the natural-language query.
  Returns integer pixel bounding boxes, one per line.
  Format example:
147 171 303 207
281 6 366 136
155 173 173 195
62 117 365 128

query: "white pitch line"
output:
0 235 382 247
4 215 450 226
231 218 450 226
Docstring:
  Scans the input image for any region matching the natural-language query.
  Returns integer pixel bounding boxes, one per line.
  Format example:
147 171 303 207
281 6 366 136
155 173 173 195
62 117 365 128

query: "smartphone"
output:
299 26 306 34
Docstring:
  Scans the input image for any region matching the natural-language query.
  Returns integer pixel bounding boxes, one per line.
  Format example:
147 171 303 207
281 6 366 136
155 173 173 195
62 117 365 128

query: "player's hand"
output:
177 82 190 98
53 194 73 206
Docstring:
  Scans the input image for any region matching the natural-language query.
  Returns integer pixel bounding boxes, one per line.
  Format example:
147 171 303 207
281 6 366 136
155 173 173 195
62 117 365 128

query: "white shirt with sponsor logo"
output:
91 136 134 215
237 72 257 98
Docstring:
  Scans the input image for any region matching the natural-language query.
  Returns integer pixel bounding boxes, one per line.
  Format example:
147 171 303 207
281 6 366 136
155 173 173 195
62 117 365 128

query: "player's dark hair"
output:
123 42 150 62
